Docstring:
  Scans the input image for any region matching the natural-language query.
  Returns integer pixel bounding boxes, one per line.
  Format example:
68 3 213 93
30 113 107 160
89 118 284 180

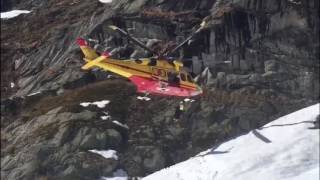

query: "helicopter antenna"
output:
108 25 160 57
162 20 207 58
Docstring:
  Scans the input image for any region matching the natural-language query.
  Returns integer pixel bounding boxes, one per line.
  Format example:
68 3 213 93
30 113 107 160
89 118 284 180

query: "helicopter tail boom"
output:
76 38 99 61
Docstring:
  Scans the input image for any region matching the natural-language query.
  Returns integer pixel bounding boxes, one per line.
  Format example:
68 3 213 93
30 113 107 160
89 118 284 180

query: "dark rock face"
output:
1 0 319 179
1 0 10 12
1 80 135 179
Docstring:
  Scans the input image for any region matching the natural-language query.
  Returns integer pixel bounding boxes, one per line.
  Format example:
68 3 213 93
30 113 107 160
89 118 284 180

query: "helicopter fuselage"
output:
77 37 203 97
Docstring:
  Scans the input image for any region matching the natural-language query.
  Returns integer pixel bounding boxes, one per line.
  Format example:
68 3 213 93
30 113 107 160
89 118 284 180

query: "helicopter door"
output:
168 71 180 86
152 67 166 80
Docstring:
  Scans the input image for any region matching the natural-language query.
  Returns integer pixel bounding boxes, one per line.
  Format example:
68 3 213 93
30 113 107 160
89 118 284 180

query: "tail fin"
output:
81 51 111 70
81 56 106 70
76 38 99 61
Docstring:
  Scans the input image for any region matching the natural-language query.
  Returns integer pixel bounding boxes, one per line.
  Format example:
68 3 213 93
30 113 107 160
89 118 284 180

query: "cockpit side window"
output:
135 59 143 64
187 74 194 82
180 73 186 81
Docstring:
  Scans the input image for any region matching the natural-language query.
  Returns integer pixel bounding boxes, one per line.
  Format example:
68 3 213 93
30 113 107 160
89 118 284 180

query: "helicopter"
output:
76 21 207 97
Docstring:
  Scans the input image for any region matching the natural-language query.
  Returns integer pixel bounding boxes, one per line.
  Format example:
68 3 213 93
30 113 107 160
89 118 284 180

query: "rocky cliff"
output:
1 0 319 179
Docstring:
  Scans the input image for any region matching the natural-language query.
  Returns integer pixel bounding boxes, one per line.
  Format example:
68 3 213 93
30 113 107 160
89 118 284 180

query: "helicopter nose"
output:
197 86 203 95
190 86 203 96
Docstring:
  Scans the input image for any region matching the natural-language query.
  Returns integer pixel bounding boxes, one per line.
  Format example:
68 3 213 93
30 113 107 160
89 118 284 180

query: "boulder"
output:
264 60 279 73
80 134 100 150
106 129 123 148
143 147 166 173
59 152 118 180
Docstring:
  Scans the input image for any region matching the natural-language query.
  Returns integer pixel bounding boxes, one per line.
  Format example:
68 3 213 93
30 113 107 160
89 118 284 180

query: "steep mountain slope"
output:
144 103 320 180
1 0 319 179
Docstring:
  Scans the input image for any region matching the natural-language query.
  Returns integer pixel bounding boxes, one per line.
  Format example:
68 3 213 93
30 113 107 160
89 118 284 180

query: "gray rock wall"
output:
1 0 319 179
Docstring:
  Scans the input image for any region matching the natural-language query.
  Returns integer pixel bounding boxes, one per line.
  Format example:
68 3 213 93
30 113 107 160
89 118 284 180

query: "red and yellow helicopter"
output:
76 22 206 97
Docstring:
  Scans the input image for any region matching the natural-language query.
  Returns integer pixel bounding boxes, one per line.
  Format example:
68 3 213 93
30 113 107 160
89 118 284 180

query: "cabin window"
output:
187 74 194 82
135 59 143 64
180 73 186 81
153 68 166 78
148 58 157 66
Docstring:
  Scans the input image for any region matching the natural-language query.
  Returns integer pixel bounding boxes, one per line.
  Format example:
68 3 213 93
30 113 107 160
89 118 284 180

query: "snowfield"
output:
1 10 31 19
143 104 320 180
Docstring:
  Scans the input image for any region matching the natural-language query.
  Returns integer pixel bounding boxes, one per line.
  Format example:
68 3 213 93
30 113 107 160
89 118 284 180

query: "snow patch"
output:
100 169 129 180
137 96 151 101
101 112 112 120
89 149 118 160
112 120 129 129
10 82 15 88
99 0 113 3
80 100 110 108
101 116 111 120
80 102 91 107
143 103 320 180
184 98 195 103
1 10 31 19
92 100 111 108
27 91 41 96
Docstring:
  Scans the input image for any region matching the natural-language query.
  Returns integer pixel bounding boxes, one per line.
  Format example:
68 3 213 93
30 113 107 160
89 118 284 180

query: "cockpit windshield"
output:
187 74 194 82
179 71 194 83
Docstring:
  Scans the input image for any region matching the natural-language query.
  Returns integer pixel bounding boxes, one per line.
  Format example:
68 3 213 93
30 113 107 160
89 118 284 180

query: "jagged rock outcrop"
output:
1 80 135 179
1 0 319 179
2 0 318 99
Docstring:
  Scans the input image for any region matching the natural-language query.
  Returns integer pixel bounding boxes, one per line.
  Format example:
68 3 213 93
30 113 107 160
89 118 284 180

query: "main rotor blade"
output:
163 21 207 57
109 25 159 56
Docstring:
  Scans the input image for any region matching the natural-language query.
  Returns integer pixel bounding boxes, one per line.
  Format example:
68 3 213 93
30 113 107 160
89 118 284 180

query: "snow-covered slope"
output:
143 104 320 180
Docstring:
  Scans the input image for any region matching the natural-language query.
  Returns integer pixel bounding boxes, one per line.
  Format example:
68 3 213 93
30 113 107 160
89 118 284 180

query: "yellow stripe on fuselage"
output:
81 57 153 78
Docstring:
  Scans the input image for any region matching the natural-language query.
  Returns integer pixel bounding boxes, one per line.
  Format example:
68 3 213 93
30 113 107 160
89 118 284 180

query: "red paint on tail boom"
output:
76 38 88 47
